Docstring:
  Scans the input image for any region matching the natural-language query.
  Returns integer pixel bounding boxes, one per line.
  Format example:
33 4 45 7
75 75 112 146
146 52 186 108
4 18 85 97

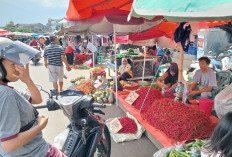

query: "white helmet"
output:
0 37 40 65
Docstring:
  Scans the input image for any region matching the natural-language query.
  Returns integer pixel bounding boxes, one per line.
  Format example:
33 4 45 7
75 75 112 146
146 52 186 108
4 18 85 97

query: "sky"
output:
0 0 69 27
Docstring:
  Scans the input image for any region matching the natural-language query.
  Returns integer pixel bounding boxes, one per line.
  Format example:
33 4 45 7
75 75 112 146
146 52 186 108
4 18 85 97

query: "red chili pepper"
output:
118 117 137 134
141 98 215 141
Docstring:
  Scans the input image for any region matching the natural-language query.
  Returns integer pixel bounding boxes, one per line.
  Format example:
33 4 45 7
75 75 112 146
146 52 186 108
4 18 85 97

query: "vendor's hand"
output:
189 91 198 96
188 88 192 94
37 116 48 130
13 63 32 84
44 63 48 69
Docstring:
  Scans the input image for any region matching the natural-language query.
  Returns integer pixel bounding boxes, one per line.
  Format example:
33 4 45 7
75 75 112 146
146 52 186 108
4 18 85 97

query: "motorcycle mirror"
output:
208 51 213 56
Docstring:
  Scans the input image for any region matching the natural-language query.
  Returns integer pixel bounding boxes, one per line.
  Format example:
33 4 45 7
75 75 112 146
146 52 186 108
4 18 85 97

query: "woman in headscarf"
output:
118 58 133 81
156 62 179 89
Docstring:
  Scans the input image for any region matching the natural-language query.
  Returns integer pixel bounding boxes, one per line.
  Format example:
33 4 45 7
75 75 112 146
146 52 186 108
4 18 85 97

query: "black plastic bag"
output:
113 78 123 91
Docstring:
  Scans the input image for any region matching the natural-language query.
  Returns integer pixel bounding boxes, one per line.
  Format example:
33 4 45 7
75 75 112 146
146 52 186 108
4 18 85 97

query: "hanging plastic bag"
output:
214 83 232 119
53 128 70 151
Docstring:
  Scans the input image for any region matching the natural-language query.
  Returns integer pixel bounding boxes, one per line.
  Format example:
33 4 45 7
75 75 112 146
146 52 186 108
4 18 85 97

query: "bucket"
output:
199 98 214 116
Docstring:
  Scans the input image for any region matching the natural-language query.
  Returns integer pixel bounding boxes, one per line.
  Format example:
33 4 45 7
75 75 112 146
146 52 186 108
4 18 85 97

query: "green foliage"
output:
3 26 32 33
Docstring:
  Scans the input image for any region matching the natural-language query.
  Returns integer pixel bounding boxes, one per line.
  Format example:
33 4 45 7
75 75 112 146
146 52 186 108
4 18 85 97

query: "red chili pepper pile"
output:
141 98 215 141
118 117 137 134
133 87 163 110
162 88 175 99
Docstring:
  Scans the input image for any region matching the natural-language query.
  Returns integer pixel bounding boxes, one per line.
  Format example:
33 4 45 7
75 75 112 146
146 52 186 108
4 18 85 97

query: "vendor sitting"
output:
156 63 179 89
118 58 133 81
188 57 217 99
147 45 157 56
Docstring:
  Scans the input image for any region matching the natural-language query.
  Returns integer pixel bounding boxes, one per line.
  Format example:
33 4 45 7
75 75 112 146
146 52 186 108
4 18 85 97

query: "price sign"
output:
125 91 140 105
109 118 123 134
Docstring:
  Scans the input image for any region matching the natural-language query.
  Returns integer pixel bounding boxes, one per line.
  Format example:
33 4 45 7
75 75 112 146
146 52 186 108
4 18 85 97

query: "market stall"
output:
74 54 89 65
63 1 232 154
111 84 219 148
107 57 156 80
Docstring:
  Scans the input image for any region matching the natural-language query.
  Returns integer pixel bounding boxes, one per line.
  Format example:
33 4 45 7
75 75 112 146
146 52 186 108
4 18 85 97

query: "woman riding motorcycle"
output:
0 37 67 157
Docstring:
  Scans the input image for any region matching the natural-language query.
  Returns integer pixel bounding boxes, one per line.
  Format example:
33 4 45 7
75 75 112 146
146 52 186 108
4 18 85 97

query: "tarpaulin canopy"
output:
114 20 229 47
65 0 133 21
129 0 232 21
128 0 232 101
59 8 162 36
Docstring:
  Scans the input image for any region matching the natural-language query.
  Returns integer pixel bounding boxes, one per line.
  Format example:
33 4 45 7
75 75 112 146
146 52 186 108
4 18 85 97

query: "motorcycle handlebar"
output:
91 103 106 109
34 104 48 109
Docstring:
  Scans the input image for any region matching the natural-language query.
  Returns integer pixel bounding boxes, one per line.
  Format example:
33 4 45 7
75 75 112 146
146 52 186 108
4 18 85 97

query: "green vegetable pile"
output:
127 48 134 54
70 76 86 84
116 54 127 58
89 89 111 103
164 139 206 157
139 83 162 91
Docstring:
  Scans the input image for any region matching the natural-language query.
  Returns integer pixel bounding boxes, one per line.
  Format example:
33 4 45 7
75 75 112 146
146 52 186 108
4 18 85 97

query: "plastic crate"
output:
188 46 197 55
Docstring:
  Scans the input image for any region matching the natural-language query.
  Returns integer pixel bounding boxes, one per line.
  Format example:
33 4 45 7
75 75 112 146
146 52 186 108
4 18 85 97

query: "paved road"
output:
10 60 158 157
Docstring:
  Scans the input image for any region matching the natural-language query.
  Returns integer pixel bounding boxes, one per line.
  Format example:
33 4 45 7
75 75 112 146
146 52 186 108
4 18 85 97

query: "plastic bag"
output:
53 128 70 151
83 59 92 66
105 112 145 143
153 146 175 157
214 83 232 119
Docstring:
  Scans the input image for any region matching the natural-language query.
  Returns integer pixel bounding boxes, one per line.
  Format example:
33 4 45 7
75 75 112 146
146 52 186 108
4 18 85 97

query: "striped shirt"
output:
43 43 65 66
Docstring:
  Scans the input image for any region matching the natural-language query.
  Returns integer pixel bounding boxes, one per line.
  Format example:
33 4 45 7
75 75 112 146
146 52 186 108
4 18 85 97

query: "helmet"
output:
0 37 40 65
0 37 40 81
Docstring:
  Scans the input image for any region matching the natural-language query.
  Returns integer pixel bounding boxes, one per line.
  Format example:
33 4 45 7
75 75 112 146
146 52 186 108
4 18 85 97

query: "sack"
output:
105 112 145 143
214 83 232 119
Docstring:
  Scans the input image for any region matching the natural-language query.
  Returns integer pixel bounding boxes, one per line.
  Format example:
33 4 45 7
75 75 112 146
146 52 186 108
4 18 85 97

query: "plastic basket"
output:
199 98 214 116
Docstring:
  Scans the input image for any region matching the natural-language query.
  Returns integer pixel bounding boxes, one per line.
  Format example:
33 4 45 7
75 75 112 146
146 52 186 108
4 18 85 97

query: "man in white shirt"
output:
84 40 97 65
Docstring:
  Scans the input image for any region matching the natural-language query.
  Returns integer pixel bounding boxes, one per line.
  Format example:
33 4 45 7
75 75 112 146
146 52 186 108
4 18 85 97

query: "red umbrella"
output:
0 28 14 37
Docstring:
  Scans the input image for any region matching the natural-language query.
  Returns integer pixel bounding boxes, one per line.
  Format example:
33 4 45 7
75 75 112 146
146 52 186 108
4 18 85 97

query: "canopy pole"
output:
92 35 95 67
176 43 184 101
113 25 118 106
142 46 146 82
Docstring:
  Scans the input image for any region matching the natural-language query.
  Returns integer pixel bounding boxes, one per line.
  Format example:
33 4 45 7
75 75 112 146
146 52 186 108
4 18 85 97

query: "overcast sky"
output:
0 0 69 27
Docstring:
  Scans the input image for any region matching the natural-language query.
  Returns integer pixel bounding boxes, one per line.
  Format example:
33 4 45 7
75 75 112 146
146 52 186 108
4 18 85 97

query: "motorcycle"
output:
186 50 232 74
157 48 173 65
35 88 111 157
153 48 173 78
31 46 42 65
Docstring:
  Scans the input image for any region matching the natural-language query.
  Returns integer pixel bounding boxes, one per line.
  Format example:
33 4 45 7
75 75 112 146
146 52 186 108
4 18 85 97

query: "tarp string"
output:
139 39 174 113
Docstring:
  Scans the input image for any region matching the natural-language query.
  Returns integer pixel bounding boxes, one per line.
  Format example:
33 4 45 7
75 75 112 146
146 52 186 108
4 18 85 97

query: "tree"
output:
9 21 14 26
3 26 32 33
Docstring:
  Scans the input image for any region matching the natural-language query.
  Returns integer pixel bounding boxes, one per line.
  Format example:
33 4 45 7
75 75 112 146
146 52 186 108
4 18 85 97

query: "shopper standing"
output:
43 35 71 92
83 39 97 65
